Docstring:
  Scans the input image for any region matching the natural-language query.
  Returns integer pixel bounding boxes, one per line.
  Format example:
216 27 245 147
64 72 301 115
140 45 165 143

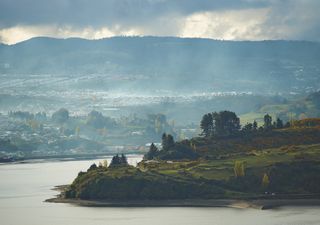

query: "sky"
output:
0 0 319 44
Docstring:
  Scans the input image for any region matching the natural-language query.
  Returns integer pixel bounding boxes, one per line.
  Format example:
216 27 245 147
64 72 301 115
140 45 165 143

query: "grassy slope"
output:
189 127 320 159
239 93 320 125
67 126 320 200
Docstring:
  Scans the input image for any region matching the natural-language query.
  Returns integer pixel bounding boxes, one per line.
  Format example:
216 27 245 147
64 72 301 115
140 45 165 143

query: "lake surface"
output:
0 155 319 225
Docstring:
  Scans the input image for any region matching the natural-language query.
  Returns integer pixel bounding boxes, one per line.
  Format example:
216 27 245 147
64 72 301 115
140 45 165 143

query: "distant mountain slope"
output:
1 36 320 93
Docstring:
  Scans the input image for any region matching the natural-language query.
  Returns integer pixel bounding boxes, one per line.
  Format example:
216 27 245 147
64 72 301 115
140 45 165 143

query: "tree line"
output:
87 154 129 172
200 111 288 137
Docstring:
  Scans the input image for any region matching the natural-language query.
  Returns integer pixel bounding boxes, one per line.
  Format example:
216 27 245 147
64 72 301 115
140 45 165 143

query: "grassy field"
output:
139 143 320 181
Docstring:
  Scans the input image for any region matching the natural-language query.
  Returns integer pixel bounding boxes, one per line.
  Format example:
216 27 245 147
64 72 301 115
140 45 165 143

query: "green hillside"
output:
64 118 320 200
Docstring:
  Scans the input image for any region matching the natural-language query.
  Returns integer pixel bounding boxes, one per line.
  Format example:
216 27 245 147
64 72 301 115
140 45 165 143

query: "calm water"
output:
0 155 319 225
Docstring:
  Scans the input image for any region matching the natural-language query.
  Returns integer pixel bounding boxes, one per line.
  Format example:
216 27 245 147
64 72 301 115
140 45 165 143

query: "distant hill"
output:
1 36 320 94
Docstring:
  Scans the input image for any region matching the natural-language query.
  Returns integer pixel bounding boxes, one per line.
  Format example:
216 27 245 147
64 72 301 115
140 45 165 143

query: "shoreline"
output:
0 153 143 165
45 197 262 209
46 186 320 210
46 197 320 210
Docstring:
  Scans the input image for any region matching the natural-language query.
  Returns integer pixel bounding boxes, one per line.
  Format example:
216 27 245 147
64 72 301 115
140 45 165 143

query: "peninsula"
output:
47 112 320 209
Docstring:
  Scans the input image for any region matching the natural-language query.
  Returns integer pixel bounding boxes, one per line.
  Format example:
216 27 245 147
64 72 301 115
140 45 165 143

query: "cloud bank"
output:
0 0 319 44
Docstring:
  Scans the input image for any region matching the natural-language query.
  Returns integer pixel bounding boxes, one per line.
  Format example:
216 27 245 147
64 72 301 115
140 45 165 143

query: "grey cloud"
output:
258 0 320 41
0 0 268 28
0 0 320 42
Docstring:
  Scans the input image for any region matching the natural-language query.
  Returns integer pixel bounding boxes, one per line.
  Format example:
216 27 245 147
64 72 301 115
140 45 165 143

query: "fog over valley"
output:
1 37 320 117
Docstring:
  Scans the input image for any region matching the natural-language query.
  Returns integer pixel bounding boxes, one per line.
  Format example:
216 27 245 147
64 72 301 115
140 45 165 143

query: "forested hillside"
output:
1 37 320 93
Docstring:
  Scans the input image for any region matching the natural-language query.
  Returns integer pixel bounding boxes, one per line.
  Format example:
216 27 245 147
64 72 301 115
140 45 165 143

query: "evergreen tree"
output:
121 154 128 164
162 133 168 150
110 154 120 166
263 114 273 130
114 154 120 163
284 121 291 128
144 143 158 160
276 118 284 129
200 113 213 137
242 123 253 133
109 154 128 167
162 133 175 151
167 134 174 149
212 111 240 136
253 120 258 131
87 163 97 171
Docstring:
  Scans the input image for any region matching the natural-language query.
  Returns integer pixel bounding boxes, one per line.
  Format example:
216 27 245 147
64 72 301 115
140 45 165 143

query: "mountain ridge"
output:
4 36 320 46
1 36 320 94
